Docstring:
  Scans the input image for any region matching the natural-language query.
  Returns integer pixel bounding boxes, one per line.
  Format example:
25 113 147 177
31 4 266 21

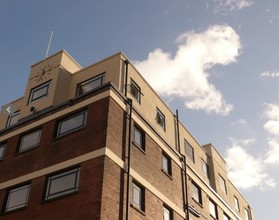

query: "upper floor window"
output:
56 110 87 137
28 81 51 104
185 140 194 162
244 208 250 220
219 175 227 194
201 159 209 179
156 108 165 130
6 111 20 127
223 212 230 220
132 181 145 212
4 183 31 213
130 79 141 103
134 125 145 151
163 205 173 220
191 181 202 205
162 152 172 176
44 167 80 201
0 143 6 160
234 196 240 212
18 129 41 153
209 199 218 219
76 74 105 96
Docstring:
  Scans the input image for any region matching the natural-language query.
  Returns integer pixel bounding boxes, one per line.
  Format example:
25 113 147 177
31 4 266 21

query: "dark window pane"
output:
192 182 202 205
132 182 144 211
134 126 144 150
6 111 20 127
130 80 141 103
29 81 50 103
0 144 6 160
77 74 104 95
185 140 194 162
19 130 41 152
45 168 80 200
5 184 30 212
57 111 87 137
156 108 165 130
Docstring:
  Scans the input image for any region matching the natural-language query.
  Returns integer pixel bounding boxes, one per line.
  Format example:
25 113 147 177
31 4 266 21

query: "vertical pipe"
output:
176 110 190 220
124 60 129 97
125 98 133 220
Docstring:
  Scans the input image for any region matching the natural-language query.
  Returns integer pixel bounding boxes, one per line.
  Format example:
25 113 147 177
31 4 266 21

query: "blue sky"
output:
1 0 278 218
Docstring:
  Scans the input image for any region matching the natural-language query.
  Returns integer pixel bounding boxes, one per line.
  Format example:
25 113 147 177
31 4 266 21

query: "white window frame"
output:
209 199 218 219
134 125 145 151
191 181 202 205
162 152 172 176
132 181 144 211
201 159 209 178
234 196 240 212
156 108 165 130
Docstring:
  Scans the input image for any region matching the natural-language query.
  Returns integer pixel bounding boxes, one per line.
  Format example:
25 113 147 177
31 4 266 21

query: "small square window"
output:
134 125 145 151
163 205 173 220
44 167 80 201
191 181 202 205
6 111 20 127
162 152 172 176
234 196 240 212
76 74 105 96
156 108 165 130
4 184 31 213
0 143 7 160
28 81 51 104
56 111 87 137
201 159 210 179
18 129 41 153
185 140 194 162
219 175 227 194
209 199 218 219
130 79 141 103
132 181 145 211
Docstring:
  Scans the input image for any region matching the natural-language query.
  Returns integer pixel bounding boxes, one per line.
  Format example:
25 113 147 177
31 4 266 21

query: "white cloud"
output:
214 0 254 13
230 118 247 126
260 71 279 78
263 103 279 164
225 138 275 190
134 25 241 115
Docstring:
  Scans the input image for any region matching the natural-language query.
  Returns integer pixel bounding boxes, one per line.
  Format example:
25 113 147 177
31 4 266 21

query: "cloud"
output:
225 138 275 190
260 71 279 78
263 103 279 164
230 118 247 126
134 25 241 115
214 0 254 13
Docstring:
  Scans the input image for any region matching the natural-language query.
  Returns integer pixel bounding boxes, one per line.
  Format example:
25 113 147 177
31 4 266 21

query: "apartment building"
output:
0 50 254 220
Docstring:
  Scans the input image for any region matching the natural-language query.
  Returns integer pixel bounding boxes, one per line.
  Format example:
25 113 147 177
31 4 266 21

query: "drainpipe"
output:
176 110 190 220
124 60 129 97
125 98 133 220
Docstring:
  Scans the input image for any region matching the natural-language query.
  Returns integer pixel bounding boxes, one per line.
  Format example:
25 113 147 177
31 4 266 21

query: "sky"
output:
0 0 278 219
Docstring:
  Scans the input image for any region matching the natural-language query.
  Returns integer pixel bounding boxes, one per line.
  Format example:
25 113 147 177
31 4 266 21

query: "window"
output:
234 196 240 212
163 205 173 220
156 108 165 130
56 111 87 137
191 181 202 205
44 167 80 201
132 181 145 211
130 79 141 103
244 208 250 220
4 184 31 213
209 199 218 219
0 143 6 160
6 111 20 127
18 129 41 153
219 175 227 194
29 81 51 103
162 152 172 176
201 159 209 179
223 212 230 220
185 140 195 162
134 125 145 151
76 74 105 96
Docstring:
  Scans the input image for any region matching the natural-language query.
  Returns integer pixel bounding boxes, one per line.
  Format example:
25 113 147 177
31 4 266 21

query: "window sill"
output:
41 191 78 204
130 204 145 216
132 142 146 155
14 145 39 156
161 169 173 180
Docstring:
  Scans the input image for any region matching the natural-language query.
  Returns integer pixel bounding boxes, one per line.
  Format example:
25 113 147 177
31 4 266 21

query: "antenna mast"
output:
45 31 54 59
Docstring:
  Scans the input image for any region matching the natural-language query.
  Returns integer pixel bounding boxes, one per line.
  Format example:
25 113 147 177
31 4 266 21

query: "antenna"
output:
45 31 54 59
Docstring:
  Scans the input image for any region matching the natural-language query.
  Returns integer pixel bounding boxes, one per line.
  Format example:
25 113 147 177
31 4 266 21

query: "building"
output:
0 50 254 220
